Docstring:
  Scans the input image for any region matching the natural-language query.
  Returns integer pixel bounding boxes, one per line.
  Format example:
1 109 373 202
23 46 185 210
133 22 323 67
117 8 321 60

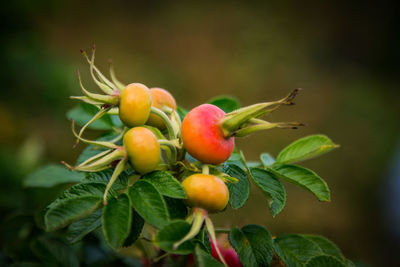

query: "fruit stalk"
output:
205 215 228 266
150 107 177 139
173 208 205 249
103 157 128 205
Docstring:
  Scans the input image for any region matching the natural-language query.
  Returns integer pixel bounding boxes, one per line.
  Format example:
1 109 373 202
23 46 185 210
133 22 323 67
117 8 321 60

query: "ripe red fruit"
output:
181 104 234 164
211 239 242 267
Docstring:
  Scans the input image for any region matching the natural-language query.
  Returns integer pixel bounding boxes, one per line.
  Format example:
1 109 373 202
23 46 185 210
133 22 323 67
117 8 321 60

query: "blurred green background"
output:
1 0 399 266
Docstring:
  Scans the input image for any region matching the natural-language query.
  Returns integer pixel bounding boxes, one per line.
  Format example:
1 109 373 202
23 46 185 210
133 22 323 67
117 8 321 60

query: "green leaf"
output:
154 220 194 254
66 209 102 244
48 182 110 208
102 194 132 249
165 197 188 220
228 152 241 162
123 209 144 247
66 103 114 130
142 171 186 199
44 182 107 231
30 236 79 267
260 153 275 167
83 169 133 191
302 235 344 261
306 255 345 267
24 164 84 188
45 196 102 231
45 181 107 226
110 115 123 128
276 135 339 164
129 180 170 229
229 225 274 267
273 234 323 267
208 96 240 113
61 182 106 198
270 164 330 202
194 245 224 267
223 163 250 209
248 168 286 216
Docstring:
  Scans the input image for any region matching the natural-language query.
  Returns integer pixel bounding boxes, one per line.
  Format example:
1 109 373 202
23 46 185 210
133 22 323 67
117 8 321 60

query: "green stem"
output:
81 50 114 95
62 161 111 173
233 121 304 137
158 139 177 163
150 107 176 139
156 163 170 171
173 209 205 249
106 107 119 115
171 110 182 138
77 149 113 167
103 157 127 205
205 215 228 267
68 148 125 172
109 60 126 92
81 50 112 95
77 70 119 105
72 120 118 149
202 164 209 175
185 213 194 224
76 107 109 145
160 145 172 163
109 127 128 143
161 106 174 115
238 150 252 177
83 48 118 93
70 96 104 105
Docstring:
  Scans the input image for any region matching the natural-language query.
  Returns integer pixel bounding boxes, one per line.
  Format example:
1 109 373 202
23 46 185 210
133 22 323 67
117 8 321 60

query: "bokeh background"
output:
1 1 399 266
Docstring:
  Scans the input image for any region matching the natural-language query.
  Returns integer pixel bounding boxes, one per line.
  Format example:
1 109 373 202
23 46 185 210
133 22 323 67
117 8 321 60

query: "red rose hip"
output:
181 104 234 164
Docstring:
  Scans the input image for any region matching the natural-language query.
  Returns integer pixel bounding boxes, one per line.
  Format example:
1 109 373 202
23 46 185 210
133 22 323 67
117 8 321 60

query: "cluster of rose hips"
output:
64 47 302 265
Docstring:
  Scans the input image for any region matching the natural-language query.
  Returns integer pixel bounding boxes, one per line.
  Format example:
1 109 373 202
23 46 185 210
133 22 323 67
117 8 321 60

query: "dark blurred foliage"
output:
0 0 399 266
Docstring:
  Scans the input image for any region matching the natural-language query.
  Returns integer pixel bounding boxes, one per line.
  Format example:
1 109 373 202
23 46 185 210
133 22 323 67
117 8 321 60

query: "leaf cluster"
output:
20 96 352 267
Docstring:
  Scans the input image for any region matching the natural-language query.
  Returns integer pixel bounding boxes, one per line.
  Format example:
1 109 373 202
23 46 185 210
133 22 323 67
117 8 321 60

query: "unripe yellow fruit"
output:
119 83 152 127
123 127 160 174
147 88 177 129
182 174 229 213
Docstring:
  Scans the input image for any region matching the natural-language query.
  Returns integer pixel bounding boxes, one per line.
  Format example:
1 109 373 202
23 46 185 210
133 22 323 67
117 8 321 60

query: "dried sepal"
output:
70 95 104 105
109 59 126 92
234 119 305 137
205 214 228 266
221 88 301 137
173 208 205 249
103 157 128 205
62 148 125 172
71 120 119 149
80 48 114 95
77 70 119 105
